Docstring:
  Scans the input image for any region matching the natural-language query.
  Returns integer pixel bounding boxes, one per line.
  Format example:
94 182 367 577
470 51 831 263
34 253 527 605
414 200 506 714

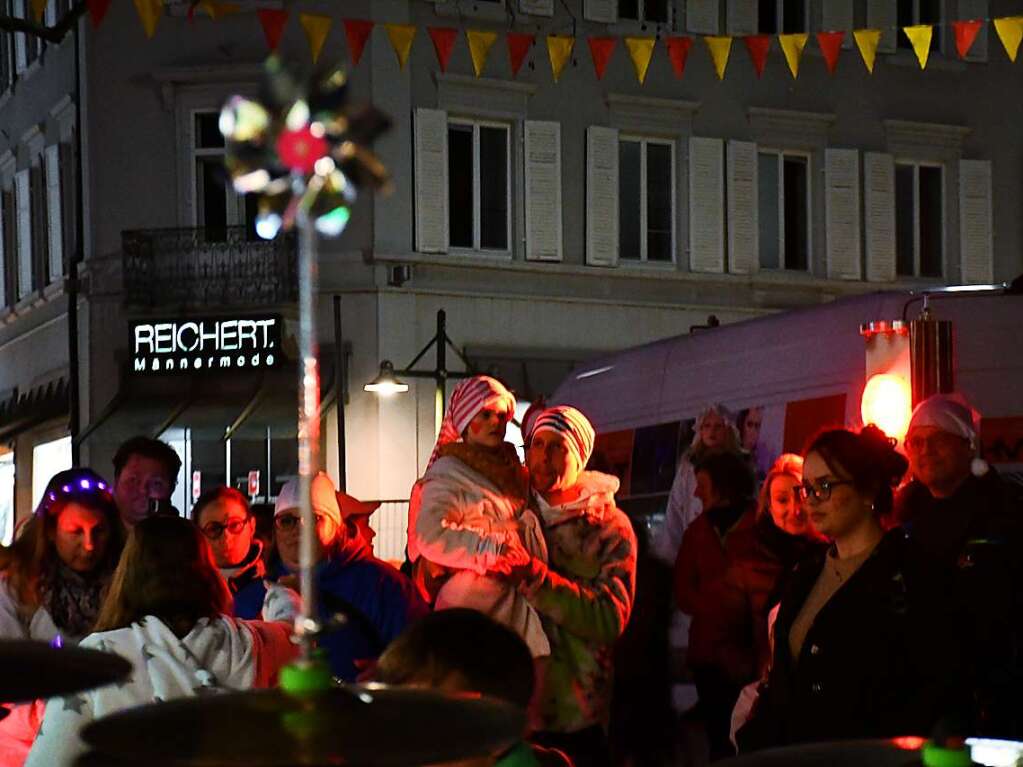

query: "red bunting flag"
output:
257 9 288 51
87 0 111 27
951 19 983 59
506 32 534 77
663 35 693 79
428 27 458 72
816 30 845 74
343 19 375 67
587 36 616 79
743 35 770 77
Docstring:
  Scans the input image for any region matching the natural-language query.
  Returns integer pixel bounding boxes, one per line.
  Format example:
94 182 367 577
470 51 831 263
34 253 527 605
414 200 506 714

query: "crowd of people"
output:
0 380 1019 766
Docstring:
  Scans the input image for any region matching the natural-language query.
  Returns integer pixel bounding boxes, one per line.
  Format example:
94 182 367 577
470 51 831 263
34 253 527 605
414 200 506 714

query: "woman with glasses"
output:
192 487 265 620
737 426 965 751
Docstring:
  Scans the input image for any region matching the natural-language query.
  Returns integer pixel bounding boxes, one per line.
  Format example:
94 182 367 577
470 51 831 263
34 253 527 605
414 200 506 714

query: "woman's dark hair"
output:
93 515 231 635
804 425 908 518
694 450 757 507
190 486 250 524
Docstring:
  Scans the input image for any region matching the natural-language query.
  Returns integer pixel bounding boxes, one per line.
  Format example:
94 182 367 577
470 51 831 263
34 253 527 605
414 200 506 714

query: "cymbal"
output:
722 737 1023 767
81 684 526 766
0 639 132 702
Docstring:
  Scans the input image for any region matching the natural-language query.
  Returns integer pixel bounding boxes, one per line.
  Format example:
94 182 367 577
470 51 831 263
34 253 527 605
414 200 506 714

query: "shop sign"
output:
248 470 260 497
130 315 282 375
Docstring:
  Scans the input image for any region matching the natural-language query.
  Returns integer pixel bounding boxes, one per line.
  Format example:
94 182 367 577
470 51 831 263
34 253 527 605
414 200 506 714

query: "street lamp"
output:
365 309 474 429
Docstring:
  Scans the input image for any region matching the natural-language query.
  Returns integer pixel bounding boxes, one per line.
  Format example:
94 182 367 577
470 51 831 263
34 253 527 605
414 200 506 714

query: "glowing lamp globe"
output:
861 373 912 441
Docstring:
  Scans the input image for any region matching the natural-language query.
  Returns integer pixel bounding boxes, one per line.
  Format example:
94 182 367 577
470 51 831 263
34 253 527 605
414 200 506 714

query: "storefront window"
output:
31 435 72 510
0 451 14 545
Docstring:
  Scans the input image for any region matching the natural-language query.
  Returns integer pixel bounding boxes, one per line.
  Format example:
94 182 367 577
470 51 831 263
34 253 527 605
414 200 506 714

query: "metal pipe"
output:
67 14 84 463
333 295 347 492
435 309 447 427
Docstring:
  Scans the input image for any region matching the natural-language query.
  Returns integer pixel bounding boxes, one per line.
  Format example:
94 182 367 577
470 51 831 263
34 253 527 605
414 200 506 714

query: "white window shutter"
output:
44 144 63 282
825 148 862 280
864 152 896 282
867 0 897 53
44 0 55 26
822 0 855 47
414 108 449 255
14 170 31 299
726 140 757 275
689 137 725 274
959 159 993 285
960 0 988 61
726 0 756 36
586 126 619 267
524 121 563 262
520 0 554 16
583 0 617 23
0 195 5 310
13 0 27 74
687 0 719 34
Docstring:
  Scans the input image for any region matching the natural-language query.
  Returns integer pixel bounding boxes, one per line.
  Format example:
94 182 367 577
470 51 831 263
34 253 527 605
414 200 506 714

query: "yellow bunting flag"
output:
385 23 417 70
778 33 808 78
853 28 882 73
30 0 46 22
199 1 240 21
704 36 732 80
466 30 498 78
299 14 332 64
547 35 575 82
132 0 162 38
903 25 933 69
994 16 1023 62
624 36 656 84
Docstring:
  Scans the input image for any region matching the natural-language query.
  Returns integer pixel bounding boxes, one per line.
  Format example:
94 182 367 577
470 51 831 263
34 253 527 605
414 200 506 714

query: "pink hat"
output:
427 375 516 468
336 491 381 519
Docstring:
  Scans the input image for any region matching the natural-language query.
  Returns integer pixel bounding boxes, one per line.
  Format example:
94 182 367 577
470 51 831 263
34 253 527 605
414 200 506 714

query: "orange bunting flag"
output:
133 0 163 38
343 19 374 67
299 14 331 64
428 27 458 72
385 23 417 70
903 25 933 69
778 33 808 78
547 35 574 83
704 36 732 80
201 1 240 21
467 29 497 78
664 36 692 79
257 9 288 51
87 0 112 28
507 33 534 77
587 37 616 80
624 36 656 84
30 0 46 22
951 19 983 59
853 28 881 73
994 16 1023 62
816 31 844 74
743 35 770 78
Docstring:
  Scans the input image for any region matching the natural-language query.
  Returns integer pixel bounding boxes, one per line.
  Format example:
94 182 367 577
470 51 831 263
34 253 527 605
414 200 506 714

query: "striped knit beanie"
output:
530 406 596 471
427 375 516 469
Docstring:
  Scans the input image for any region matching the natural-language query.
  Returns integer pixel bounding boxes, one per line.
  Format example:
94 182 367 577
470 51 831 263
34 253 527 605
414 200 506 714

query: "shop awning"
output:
0 378 69 442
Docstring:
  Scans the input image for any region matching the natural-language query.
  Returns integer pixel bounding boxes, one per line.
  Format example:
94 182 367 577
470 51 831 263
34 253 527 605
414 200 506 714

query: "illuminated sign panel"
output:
130 316 282 374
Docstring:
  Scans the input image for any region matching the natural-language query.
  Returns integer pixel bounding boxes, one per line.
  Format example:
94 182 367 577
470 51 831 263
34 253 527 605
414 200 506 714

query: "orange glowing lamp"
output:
861 373 913 441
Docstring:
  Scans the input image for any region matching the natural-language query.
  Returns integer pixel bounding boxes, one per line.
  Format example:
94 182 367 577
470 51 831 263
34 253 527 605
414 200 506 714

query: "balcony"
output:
122 227 297 309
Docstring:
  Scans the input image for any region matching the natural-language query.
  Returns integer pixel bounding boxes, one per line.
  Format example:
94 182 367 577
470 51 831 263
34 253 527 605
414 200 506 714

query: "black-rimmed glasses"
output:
200 518 250 540
797 479 854 503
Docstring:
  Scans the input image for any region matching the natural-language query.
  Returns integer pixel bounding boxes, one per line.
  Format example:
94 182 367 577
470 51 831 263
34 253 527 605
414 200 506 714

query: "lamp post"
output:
364 309 474 429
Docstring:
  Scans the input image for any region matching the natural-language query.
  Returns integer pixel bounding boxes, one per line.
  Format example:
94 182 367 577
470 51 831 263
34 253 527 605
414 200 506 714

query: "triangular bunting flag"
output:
299 14 331 64
903 25 933 69
87 0 111 28
547 35 574 83
853 29 881 73
199 1 240 21
587 36 616 80
624 36 656 84
257 9 288 51
467 29 497 78
428 27 458 72
507 33 534 77
30 0 46 22
994 16 1023 62
743 35 770 78
951 20 983 59
664 36 692 79
704 36 732 80
816 31 844 74
778 33 808 78
385 23 417 70
343 19 375 67
132 0 163 38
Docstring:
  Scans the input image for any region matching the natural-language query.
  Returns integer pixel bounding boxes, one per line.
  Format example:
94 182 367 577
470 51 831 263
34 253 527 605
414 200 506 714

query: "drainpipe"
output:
67 14 84 463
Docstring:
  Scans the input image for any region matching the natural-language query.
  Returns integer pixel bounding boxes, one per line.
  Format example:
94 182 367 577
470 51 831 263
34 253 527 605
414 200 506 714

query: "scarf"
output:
438 441 529 505
37 559 107 639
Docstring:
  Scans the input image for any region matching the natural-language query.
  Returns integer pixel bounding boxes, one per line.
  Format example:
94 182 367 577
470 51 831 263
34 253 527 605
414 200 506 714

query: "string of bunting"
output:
100 1 1023 79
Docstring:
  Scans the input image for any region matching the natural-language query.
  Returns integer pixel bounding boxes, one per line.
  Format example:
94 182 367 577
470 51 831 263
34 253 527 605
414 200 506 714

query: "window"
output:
758 0 807 33
0 451 12 546
192 110 256 240
58 140 76 270
618 0 670 24
30 161 49 287
1 185 14 306
12 0 42 72
31 435 71 510
448 119 510 253
758 151 810 271
898 0 941 51
895 162 943 278
619 136 674 263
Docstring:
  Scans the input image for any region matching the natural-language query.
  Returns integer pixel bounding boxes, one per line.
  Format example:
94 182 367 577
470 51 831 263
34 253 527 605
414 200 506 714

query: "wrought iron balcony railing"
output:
122 226 297 309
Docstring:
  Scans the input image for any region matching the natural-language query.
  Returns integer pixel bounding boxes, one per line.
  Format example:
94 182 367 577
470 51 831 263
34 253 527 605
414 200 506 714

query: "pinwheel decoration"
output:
218 56 392 240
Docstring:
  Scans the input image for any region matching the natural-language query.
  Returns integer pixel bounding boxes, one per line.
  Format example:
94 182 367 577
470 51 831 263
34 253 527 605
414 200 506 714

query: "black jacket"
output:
737 528 967 751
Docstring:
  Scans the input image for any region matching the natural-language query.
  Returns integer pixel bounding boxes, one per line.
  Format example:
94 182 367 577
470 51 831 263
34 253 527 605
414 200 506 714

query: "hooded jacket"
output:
224 541 268 620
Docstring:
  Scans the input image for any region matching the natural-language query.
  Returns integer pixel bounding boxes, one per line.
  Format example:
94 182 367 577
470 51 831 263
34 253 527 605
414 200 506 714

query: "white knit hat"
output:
274 472 342 527
907 394 988 477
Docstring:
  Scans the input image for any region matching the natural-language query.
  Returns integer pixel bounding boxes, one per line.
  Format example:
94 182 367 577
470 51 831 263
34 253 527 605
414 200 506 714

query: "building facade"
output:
1 0 1021 552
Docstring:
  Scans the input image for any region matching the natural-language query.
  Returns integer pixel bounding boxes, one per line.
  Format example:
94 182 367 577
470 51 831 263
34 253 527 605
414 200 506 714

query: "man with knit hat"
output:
512 405 637 767
896 393 1023 737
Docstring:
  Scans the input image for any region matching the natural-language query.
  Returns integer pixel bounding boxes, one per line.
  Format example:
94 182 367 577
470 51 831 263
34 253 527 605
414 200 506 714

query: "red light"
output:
861 373 912 441
891 736 927 750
